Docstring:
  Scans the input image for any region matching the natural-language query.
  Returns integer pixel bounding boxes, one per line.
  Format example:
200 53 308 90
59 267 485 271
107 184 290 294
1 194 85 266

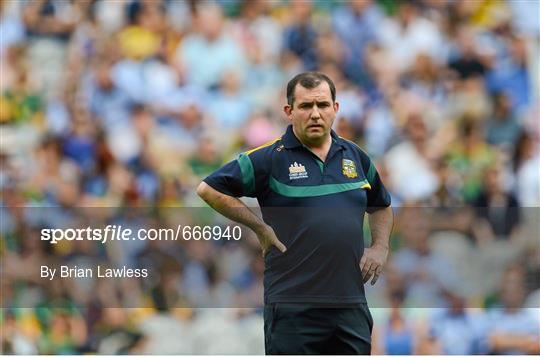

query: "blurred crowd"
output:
1 0 539 354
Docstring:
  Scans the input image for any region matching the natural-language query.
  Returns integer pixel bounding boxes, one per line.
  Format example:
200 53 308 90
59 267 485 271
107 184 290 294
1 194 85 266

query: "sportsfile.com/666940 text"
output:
40 225 242 244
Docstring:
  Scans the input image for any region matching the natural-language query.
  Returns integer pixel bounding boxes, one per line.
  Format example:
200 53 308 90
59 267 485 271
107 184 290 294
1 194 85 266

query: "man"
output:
197 72 393 354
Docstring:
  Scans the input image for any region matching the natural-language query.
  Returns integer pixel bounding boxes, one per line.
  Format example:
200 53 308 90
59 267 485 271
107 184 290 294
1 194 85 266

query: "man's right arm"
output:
197 182 286 255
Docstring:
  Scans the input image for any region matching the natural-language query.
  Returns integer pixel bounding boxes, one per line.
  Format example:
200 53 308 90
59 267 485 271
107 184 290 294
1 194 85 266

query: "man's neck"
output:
293 127 332 161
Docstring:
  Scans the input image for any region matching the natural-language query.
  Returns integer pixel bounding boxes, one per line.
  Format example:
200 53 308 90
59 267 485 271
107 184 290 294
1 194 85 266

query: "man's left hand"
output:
360 244 389 285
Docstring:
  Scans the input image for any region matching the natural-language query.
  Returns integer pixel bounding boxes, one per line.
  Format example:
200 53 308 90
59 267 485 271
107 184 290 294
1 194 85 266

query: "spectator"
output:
117 1 163 61
392 209 460 308
378 0 445 73
207 71 252 130
447 117 496 201
472 165 521 243
423 291 488 354
485 92 522 149
282 0 318 71
22 0 82 99
486 266 540 354
176 3 247 89
384 113 439 203
372 290 416 355
331 0 382 86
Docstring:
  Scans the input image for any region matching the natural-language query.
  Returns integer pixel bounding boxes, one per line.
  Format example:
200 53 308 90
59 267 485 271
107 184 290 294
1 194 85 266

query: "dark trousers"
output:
264 303 373 355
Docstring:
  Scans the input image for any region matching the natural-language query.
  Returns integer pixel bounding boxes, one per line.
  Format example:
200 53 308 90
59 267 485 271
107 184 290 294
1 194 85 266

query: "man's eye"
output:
319 103 329 107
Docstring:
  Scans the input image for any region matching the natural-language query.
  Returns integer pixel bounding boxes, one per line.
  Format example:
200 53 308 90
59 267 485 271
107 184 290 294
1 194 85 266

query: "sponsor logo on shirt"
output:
289 162 308 180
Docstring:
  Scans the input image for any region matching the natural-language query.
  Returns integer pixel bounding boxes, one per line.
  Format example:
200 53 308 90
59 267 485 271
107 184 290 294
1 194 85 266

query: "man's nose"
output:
310 105 321 120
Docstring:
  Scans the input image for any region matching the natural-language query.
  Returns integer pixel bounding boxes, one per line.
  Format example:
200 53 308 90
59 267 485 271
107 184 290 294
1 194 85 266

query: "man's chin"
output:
304 131 328 144
306 128 326 137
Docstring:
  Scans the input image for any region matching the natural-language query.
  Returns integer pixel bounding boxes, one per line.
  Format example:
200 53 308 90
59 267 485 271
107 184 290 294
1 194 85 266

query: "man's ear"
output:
283 105 292 118
333 101 339 113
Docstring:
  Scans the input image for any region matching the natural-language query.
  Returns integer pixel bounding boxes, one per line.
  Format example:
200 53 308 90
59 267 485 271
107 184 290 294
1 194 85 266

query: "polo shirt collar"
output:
282 125 346 150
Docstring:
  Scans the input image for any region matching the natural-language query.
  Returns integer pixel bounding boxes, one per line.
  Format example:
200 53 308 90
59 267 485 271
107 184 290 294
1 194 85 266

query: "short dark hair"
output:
286 72 336 106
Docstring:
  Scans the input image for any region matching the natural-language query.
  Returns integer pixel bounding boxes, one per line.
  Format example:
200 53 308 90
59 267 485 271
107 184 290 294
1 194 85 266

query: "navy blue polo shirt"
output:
204 125 391 304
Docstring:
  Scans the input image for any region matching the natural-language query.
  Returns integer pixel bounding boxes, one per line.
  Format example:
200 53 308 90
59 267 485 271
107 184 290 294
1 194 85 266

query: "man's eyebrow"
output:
298 100 331 106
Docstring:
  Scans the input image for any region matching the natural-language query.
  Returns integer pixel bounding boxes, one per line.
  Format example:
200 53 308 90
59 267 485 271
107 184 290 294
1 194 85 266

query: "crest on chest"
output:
342 159 358 178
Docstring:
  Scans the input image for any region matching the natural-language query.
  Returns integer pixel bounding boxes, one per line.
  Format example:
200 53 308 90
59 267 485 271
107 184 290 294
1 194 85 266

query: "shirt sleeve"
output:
203 159 244 197
202 152 259 198
364 158 392 213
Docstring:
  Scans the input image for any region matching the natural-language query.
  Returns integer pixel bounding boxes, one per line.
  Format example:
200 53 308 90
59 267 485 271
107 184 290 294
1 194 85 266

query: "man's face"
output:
284 82 339 146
